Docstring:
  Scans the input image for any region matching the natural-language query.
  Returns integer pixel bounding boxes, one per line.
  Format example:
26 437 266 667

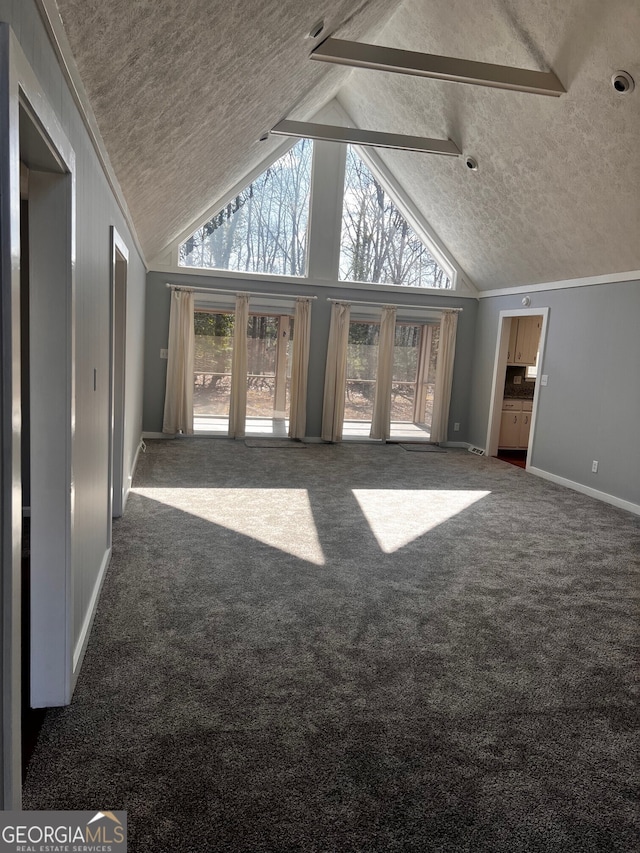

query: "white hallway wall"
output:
0 1 146 688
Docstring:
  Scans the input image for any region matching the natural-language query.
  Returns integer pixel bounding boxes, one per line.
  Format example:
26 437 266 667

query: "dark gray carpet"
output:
23 441 640 852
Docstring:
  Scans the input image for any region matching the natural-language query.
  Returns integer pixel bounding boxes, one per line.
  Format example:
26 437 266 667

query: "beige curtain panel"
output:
228 293 249 439
370 306 397 440
321 301 351 442
430 309 459 444
162 289 195 435
288 297 313 440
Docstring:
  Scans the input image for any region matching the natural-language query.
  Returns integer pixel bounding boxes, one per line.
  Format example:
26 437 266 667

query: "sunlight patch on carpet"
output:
134 487 325 565
352 489 490 553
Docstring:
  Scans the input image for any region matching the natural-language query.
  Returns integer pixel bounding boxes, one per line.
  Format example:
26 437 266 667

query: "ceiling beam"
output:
270 120 461 156
311 38 565 97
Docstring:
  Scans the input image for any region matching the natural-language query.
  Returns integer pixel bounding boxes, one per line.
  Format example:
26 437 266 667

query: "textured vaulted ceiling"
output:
53 0 640 290
338 0 640 289
53 0 401 262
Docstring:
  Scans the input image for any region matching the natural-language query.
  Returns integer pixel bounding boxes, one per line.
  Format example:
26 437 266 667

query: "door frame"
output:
0 25 76 807
485 307 549 465
109 227 128 522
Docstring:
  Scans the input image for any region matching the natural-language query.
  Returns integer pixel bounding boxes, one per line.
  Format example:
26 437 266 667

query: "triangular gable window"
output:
179 139 312 276
339 145 452 289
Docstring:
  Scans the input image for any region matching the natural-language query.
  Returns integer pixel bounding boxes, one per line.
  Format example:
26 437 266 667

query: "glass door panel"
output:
415 323 439 429
246 315 277 417
345 322 380 422
424 323 440 429
246 315 293 419
193 311 235 419
391 324 420 423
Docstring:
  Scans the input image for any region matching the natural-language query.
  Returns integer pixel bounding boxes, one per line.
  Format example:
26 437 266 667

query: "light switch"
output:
540 374 548 386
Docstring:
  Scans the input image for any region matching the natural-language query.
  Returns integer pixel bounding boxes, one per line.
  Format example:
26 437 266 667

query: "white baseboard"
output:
442 441 471 448
72 546 111 685
528 466 640 516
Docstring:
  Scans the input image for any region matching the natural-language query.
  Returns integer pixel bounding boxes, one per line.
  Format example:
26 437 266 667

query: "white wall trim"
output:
72 547 111 683
528 467 640 517
479 269 640 299
151 265 477 301
33 0 147 267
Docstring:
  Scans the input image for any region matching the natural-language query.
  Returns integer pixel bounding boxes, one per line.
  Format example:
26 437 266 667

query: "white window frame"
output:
177 138 314 279
339 143 456 291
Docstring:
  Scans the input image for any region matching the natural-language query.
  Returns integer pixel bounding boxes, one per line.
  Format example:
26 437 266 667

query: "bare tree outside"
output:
179 140 450 288
180 139 313 276
340 146 451 289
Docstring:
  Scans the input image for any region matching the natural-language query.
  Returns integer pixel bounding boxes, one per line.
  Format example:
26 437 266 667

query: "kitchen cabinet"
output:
499 399 533 449
519 408 532 447
507 316 541 365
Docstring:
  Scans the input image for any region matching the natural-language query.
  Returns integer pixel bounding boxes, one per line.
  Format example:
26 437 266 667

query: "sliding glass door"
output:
393 323 440 431
342 319 439 439
246 315 293 423
193 310 293 434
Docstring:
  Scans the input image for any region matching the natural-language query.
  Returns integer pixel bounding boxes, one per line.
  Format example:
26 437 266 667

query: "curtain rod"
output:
166 283 317 300
326 297 462 311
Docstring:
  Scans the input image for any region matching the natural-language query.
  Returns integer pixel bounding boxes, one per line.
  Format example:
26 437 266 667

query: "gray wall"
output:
144 271 477 439
469 280 640 506
0 2 147 661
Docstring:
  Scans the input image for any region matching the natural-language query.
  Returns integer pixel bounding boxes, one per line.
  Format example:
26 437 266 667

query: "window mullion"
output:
306 139 346 281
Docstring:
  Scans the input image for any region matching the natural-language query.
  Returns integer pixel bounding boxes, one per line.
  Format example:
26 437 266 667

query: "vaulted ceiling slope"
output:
52 0 639 290
337 0 640 289
52 0 401 263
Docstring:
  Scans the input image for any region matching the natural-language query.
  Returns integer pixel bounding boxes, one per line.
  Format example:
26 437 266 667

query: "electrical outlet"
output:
540 374 548 386
591 460 598 473
160 349 168 359
454 422 460 431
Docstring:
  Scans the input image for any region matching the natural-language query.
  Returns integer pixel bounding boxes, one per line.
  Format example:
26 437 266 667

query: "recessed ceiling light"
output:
611 71 635 94
307 20 325 40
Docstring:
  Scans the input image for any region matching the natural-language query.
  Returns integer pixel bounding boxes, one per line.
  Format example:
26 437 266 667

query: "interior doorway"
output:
485 308 549 466
1 28 77 808
18 159 46 776
110 228 128 521
14 104 76 809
